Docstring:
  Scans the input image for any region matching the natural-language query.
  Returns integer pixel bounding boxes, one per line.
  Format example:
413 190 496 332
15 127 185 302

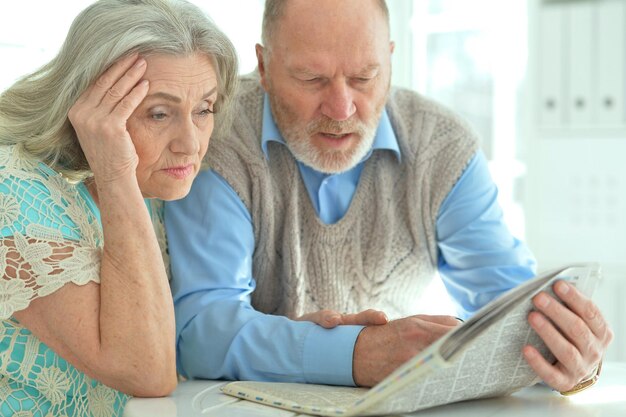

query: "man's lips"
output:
315 132 355 149
319 132 352 139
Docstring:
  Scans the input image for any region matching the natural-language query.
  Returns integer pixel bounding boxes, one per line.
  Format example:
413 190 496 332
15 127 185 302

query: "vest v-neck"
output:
272 143 380 231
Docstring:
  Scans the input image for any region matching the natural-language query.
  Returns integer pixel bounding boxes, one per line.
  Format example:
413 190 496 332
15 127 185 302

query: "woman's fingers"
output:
112 79 149 121
74 54 147 116
90 54 140 99
68 54 149 183
101 58 148 111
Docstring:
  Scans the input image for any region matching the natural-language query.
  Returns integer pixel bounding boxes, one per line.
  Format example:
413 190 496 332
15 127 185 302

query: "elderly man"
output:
165 0 611 392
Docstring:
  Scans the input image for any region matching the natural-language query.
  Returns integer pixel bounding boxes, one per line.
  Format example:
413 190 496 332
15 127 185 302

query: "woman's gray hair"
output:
261 0 389 52
0 0 238 181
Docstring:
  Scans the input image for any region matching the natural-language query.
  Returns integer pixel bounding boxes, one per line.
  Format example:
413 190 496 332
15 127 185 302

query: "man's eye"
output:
151 113 167 120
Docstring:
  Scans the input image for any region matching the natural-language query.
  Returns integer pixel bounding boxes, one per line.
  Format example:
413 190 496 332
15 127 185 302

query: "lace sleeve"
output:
0 145 103 319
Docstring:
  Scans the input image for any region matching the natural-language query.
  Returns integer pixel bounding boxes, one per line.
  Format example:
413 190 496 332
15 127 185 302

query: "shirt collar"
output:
261 94 401 162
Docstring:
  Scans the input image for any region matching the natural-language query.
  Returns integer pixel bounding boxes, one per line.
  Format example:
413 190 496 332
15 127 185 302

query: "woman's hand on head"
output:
68 53 149 185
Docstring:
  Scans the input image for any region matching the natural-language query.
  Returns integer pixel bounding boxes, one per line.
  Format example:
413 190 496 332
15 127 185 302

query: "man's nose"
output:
320 81 356 121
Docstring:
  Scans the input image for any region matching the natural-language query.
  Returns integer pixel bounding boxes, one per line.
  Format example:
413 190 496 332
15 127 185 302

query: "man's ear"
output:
390 41 395 55
256 43 269 91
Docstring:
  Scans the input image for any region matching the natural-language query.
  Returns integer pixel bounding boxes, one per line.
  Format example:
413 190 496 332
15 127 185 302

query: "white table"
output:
124 362 626 416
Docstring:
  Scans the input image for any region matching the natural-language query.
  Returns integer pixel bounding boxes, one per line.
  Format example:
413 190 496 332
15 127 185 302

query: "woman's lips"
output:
162 164 194 179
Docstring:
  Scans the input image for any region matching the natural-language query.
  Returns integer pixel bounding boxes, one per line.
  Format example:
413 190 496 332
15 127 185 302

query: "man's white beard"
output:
275 107 381 174
285 123 377 174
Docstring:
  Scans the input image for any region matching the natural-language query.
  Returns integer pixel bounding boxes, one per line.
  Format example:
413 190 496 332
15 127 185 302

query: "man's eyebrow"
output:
143 87 218 103
352 65 380 77
290 67 320 77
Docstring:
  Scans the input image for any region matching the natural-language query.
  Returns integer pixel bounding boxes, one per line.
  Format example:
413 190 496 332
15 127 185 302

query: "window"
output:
409 0 529 239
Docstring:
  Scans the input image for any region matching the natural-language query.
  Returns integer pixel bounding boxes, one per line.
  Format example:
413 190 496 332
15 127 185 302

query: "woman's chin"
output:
141 186 192 201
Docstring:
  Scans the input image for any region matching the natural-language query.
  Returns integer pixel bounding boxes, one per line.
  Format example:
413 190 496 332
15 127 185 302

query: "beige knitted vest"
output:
208 75 478 319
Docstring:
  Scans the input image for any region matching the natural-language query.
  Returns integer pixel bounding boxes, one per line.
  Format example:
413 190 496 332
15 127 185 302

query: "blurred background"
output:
1 0 624 362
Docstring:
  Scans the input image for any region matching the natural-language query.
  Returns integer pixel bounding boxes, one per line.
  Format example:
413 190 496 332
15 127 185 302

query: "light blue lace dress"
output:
0 145 166 417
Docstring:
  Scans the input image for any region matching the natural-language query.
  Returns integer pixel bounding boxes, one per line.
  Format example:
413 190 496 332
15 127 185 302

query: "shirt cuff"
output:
302 324 364 386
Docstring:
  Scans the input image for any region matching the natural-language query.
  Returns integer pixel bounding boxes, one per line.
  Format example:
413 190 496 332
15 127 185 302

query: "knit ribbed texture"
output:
207 75 479 319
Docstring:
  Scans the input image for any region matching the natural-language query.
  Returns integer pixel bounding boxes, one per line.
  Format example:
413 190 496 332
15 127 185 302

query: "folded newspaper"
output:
221 263 601 416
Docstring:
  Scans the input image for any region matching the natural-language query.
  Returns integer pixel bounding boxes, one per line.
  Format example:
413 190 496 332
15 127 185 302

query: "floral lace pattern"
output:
0 321 129 417
0 144 166 416
0 144 102 318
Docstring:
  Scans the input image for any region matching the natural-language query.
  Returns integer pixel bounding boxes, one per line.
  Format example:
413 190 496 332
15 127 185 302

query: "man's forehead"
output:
288 62 381 77
276 0 388 39
281 0 385 21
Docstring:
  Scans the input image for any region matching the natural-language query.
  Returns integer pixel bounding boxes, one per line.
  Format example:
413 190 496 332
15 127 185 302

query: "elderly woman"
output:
0 0 237 415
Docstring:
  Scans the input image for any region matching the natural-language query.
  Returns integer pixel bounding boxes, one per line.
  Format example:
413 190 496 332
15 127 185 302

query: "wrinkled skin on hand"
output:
523 280 613 392
68 53 149 186
352 315 460 387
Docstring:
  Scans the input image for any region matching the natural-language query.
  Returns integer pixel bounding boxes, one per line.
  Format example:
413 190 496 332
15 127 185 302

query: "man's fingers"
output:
527 310 587 378
522 345 573 392
553 281 613 343
532 291 603 364
530 286 613 391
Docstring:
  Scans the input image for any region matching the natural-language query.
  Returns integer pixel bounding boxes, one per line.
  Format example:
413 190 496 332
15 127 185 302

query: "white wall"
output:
525 0 626 361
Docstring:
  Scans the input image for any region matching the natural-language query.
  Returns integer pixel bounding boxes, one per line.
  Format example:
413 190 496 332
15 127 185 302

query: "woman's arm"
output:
13 54 176 397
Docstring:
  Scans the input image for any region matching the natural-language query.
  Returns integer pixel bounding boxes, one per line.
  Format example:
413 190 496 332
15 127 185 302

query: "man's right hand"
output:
352 315 461 387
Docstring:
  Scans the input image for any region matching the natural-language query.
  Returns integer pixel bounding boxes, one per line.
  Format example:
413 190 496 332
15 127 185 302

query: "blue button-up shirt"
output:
165 95 536 386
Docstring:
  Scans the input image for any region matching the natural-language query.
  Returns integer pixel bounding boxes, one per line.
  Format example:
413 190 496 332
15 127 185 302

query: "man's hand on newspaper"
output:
352 315 461 387
523 280 613 392
295 309 389 329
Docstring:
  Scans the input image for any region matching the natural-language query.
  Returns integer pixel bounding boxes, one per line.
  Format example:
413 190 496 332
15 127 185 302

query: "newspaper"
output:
221 264 600 416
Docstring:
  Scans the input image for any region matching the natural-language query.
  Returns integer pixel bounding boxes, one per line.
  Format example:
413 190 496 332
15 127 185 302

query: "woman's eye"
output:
151 112 167 120
199 108 215 117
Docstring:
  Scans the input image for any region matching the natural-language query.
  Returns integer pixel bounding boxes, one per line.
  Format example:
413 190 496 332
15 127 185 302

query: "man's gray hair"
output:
261 0 390 50
0 0 238 181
